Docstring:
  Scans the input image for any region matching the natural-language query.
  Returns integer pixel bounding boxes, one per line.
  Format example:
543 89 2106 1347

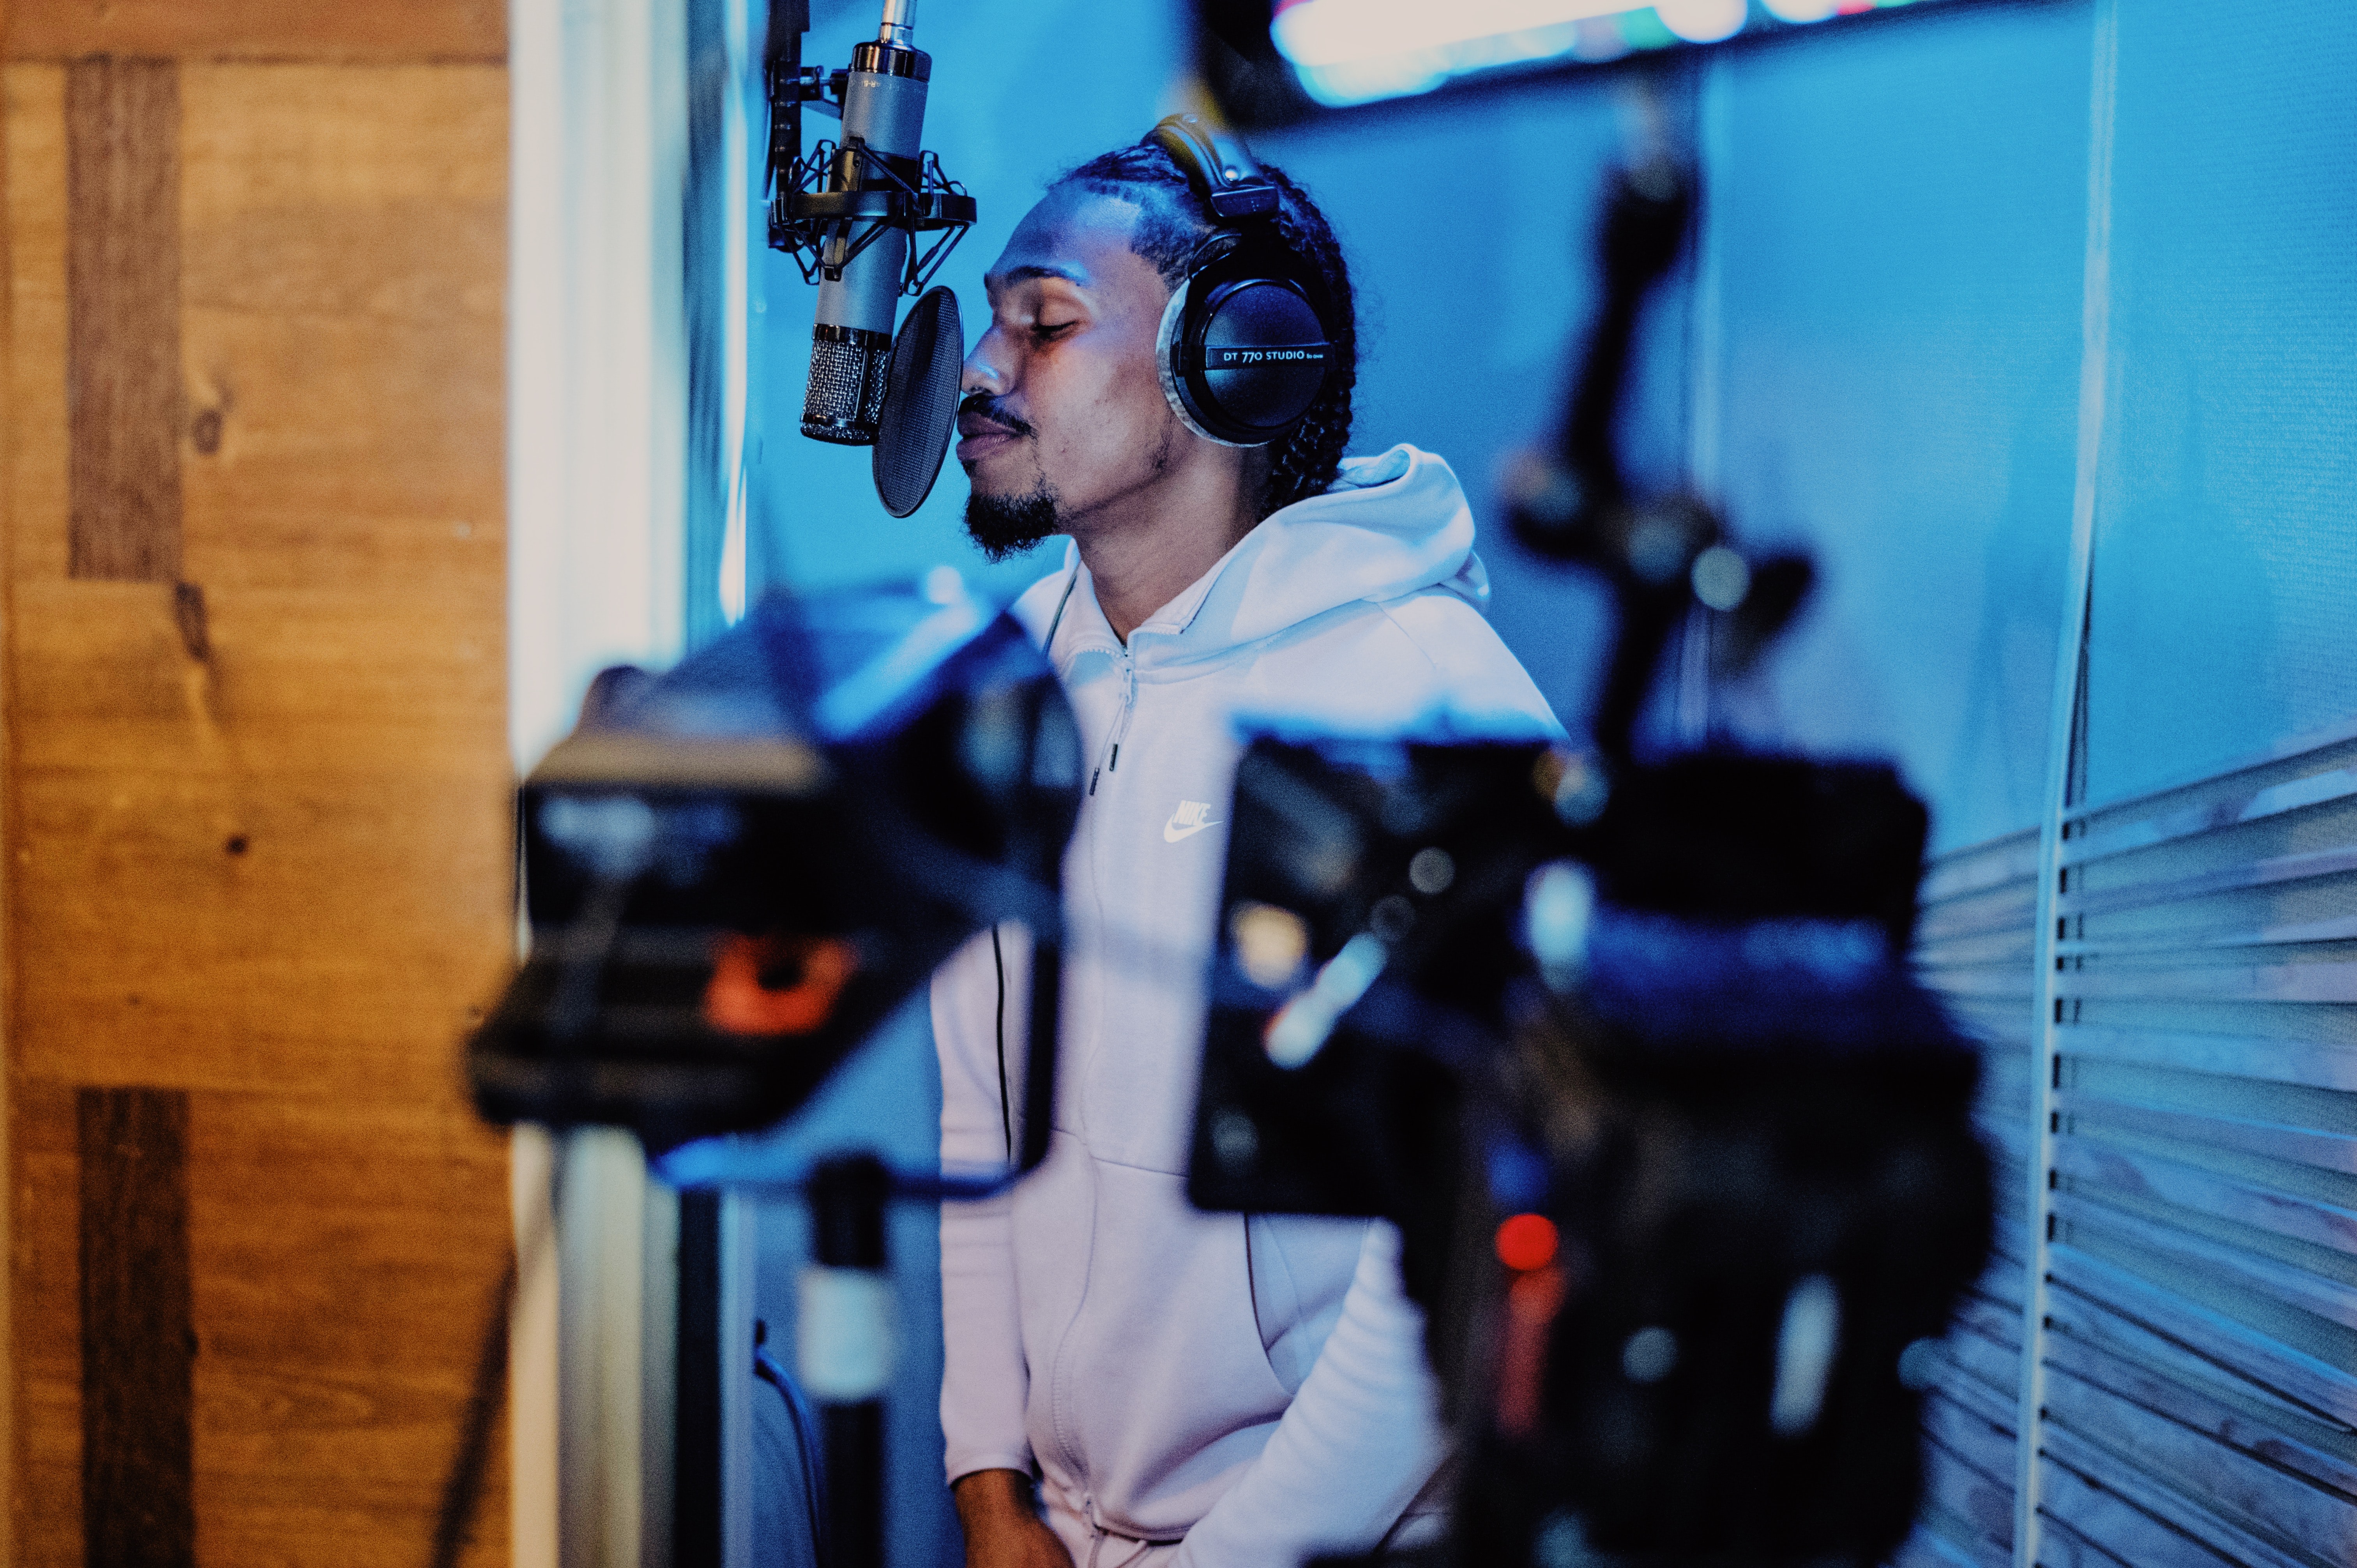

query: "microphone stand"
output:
805 1155 891 1568
794 940 1060 1568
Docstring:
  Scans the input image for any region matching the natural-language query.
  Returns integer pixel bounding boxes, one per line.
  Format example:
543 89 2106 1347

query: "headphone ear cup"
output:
1155 281 1239 447
1158 239 1334 448
1194 278 1329 437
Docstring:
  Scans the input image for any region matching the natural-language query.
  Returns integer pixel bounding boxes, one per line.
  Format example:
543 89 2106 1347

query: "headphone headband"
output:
1151 114 1279 223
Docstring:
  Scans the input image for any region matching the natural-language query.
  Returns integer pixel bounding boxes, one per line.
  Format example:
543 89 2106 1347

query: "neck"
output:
1069 439 1265 643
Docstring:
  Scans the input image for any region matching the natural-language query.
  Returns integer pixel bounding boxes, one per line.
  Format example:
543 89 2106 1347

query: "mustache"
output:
959 392 1036 438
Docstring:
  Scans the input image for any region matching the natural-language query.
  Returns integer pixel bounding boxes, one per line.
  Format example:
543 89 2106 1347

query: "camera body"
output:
1190 735 1992 1566
470 586 1081 1154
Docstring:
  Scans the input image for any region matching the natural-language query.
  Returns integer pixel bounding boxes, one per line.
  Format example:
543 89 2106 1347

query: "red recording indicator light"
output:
1494 1212 1558 1274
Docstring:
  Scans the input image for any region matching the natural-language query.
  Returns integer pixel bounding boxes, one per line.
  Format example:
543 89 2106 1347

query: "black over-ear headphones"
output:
1148 114 1336 448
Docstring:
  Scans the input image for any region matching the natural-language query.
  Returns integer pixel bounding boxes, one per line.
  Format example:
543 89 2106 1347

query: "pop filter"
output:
873 286 963 518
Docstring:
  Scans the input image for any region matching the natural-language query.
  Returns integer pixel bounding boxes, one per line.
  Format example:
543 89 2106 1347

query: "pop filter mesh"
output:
873 287 964 519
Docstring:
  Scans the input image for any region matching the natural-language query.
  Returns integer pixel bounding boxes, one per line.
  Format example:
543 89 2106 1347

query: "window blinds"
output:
1907 720 2357 1568
1908 826 2041 1568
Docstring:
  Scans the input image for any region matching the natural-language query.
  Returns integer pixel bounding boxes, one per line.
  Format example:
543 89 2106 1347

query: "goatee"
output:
965 483 1062 563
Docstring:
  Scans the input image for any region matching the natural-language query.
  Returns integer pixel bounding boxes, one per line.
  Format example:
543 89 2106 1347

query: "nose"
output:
961 336 1005 397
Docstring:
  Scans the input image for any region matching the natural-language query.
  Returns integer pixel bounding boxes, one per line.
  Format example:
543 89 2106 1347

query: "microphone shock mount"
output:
764 32 975 307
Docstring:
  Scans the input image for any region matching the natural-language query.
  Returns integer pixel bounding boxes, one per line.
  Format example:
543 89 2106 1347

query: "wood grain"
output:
19 1082 87 1568
8 53 514 1568
7 1 505 64
65 57 182 581
76 1086 196 1568
7 65 73 586
187 1091 511 1568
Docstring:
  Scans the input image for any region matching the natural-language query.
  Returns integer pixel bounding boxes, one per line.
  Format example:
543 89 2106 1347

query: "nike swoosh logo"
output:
1163 816 1222 843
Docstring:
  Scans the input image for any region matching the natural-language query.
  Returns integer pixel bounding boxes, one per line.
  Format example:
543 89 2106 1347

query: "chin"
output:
965 481 1063 563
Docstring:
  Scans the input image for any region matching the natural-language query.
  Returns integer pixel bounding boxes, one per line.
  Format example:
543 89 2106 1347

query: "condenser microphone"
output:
802 0 931 445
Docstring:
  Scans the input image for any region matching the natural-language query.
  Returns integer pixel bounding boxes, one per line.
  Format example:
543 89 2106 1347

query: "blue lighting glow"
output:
1270 0 1955 107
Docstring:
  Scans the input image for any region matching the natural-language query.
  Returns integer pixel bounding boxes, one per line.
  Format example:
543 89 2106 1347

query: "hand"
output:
953 1469 1074 1568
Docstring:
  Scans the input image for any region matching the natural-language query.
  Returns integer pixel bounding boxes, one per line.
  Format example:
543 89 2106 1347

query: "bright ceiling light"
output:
1271 0 1633 70
1656 0 1748 42
1268 0 1954 111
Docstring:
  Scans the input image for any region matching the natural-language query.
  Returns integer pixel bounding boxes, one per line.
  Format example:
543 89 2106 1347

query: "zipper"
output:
1088 650 1138 796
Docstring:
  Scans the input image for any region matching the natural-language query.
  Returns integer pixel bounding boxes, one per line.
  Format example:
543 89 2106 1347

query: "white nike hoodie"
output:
934 445 1562 1568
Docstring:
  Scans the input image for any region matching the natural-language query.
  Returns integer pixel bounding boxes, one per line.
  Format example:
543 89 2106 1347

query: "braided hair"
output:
1058 138 1357 521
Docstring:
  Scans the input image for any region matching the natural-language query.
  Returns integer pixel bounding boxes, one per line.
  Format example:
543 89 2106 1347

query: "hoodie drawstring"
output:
1078 1499 1180 1568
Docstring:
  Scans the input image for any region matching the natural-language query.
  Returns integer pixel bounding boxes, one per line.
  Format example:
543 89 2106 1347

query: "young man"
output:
933 126 1560 1568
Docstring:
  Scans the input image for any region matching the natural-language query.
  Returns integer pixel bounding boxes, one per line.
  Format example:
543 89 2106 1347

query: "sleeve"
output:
1171 1222 1447 1568
935 924 1037 1485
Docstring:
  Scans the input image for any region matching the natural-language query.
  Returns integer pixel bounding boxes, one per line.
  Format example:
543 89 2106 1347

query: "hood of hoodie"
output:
1021 443 1492 666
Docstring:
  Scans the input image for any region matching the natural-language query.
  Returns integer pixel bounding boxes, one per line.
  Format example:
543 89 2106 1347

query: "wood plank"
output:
2044 1364 2357 1562
186 1091 509 1567
17 1081 84 1568
9 584 504 777
65 55 182 582
12 763 512 1097
63 55 181 584
6 0 504 63
77 1086 195 1567
2043 1326 2357 1510
7 65 74 586
2040 1427 2316 1568
178 62 504 554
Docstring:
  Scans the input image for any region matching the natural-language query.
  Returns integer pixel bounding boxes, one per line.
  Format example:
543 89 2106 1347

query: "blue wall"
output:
2087 0 2357 805
1689 2 2091 850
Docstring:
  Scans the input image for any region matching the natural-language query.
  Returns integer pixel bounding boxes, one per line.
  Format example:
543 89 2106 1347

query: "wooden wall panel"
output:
65 57 182 582
6 2 504 64
15 1081 84 1568
77 1086 196 1568
7 65 71 586
5 44 513 1568
188 1093 510 1566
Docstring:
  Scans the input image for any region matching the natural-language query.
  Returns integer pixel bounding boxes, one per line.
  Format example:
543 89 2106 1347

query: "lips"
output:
956 411 1023 464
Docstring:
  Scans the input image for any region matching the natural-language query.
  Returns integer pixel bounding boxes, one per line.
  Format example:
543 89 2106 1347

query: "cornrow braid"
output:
1059 138 1357 521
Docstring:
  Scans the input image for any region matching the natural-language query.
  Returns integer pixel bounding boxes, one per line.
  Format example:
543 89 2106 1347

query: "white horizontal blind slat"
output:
2031 715 2357 1566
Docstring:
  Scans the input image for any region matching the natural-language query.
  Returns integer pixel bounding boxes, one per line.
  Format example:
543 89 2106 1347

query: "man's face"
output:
958 187 1182 558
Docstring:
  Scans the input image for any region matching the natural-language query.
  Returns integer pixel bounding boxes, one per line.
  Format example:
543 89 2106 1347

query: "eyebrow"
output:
988 262 1089 289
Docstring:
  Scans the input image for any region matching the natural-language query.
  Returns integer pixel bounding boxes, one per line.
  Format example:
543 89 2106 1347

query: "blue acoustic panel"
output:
1705 1 2093 852
2087 0 2357 805
1255 70 1670 734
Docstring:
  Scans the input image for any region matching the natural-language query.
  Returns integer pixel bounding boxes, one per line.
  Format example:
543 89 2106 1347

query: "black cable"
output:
754 1322 831 1567
428 1257 514 1568
431 1142 563 1568
991 925 1012 1161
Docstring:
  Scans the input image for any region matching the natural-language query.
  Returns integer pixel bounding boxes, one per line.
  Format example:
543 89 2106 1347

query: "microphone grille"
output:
803 326 892 445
